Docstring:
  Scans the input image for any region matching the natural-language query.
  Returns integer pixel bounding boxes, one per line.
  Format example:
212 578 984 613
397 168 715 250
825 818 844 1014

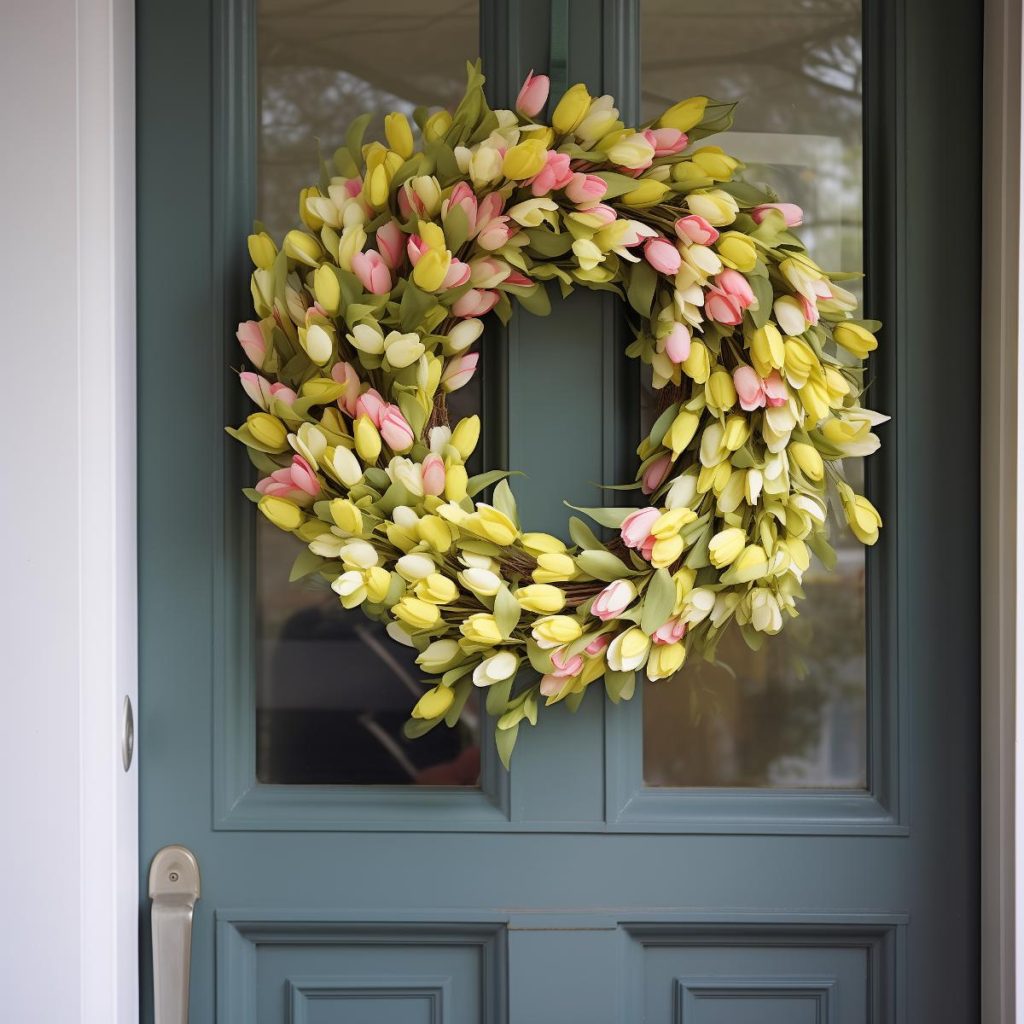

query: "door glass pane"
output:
253 0 481 786
641 0 868 788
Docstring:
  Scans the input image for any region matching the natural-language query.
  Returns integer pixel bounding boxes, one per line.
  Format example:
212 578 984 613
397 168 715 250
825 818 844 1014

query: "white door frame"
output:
1 0 1017 1019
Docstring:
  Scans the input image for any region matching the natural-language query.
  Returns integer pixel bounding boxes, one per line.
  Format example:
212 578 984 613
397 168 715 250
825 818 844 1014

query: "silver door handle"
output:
149 845 201 1024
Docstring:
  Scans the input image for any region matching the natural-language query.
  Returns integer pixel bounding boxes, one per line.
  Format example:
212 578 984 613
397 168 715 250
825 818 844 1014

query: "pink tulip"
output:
592 580 635 621
440 352 479 392
351 249 392 294
376 220 406 270
585 634 611 656
343 177 362 199
255 455 319 506
516 70 550 117
355 387 386 426
379 404 415 452
504 270 534 287
452 288 499 318
469 257 511 288
240 371 272 410
551 646 584 678
269 381 297 406
620 507 660 549
706 269 755 326
421 454 446 496
653 617 687 645
718 269 755 305
644 237 682 275
406 234 428 266
751 202 803 227
663 322 691 364
564 173 608 204
674 215 719 246
331 361 360 416
476 214 514 251
444 182 478 233
577 203 617 228
530 150 574 197
441 259 473 290
800 294 820 326
237 320 266 368
763 370 789 408
475 191 505 228
642 454 672 495
733 365 766 411
644 127 688 156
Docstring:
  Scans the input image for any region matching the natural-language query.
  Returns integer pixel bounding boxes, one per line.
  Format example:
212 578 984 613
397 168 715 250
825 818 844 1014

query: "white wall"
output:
0 0 137 1020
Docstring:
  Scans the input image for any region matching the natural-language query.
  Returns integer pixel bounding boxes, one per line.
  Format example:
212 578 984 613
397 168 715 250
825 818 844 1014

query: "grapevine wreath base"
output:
228 63 885 765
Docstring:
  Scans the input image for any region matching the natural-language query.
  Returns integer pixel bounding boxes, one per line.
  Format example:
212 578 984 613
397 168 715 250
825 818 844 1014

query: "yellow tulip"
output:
299 186 323 230
503 140 548 180
415 573 459 605
664 409 699 457
364 565 391 603
552 83 592 134
246 413 287 450
283 229 321 266
722 415 750 452
834 322 878 358
384 112 414 159
247 232 277 270
651 508 695 539
464 505 518 546
621 180 671 207
313 264 341 314
788 442 824 481
411 685 455 719
708 527 745 568
521 532 567 555
450 415 480 460
707 369 737 411
691 146 740 181
329 499 363 535
682 340 711 383
532 615 583 648
514 584 567 614
750 323 785 376
533 552 577 583
658 95 707 132
841 491 882 545
460 613 503 646
444 462 468 502
412 248 452 292
646 641 686 681
651 534 684 568
423 109 453 142
783 336 821 387
394 596 441 630
300 324 333 365
686 190 738 227
716 231 757 271
354 415 382 463
258 495 303 531
731 544 769 583
417 514 455 552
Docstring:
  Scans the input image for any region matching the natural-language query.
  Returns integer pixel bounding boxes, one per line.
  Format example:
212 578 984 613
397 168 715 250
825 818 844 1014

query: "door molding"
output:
981 0 1023 1019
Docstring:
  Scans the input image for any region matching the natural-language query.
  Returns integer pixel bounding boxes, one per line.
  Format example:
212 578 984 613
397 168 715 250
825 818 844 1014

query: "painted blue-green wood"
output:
138 0 980 1021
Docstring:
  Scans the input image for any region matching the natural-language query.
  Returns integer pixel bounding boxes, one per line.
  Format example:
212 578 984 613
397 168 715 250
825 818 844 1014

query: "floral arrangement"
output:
228 63 885 765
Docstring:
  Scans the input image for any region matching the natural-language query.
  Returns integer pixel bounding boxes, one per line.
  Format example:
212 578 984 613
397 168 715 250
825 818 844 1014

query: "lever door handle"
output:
149 845 201 1024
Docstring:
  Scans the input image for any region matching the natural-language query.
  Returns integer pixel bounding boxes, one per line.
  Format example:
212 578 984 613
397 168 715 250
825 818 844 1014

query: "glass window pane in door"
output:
254 0 481 786
640 0 868 788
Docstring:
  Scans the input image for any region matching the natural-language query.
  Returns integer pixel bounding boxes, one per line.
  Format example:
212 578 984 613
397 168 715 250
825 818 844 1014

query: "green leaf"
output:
604 669 636 703
485 676 515 716
397 390 427 437
403 716 442 739
443 204 470 250
575 549 638 582
806 530 837 572
289 549 326 582
344 113 373 170
495 722 519 769
626 261 657 317
525 227 573 258
508 283 552 317
565 503 632 528
747 274 774 329
443 677 473 727
568 516 603 551
640 568 675 634
594 171 649 199
493 479 519 525
398 281 436 332
466 468 513 497
494 585 522 639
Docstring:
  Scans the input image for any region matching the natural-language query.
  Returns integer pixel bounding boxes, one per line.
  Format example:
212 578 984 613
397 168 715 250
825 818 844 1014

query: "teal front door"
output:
138 1 981 1021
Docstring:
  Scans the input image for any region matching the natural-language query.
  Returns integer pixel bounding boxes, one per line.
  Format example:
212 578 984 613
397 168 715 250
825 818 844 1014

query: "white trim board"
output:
0 0 138 1020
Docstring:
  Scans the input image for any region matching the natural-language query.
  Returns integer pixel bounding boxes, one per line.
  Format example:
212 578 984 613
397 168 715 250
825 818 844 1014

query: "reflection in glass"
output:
254 0 481 786
641 0 868 788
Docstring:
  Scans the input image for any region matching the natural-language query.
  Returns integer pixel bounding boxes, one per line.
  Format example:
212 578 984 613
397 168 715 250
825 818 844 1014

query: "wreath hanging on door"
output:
228 64 885 765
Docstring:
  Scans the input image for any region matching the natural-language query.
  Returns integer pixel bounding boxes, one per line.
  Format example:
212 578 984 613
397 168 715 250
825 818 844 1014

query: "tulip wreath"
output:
228 63 885 766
